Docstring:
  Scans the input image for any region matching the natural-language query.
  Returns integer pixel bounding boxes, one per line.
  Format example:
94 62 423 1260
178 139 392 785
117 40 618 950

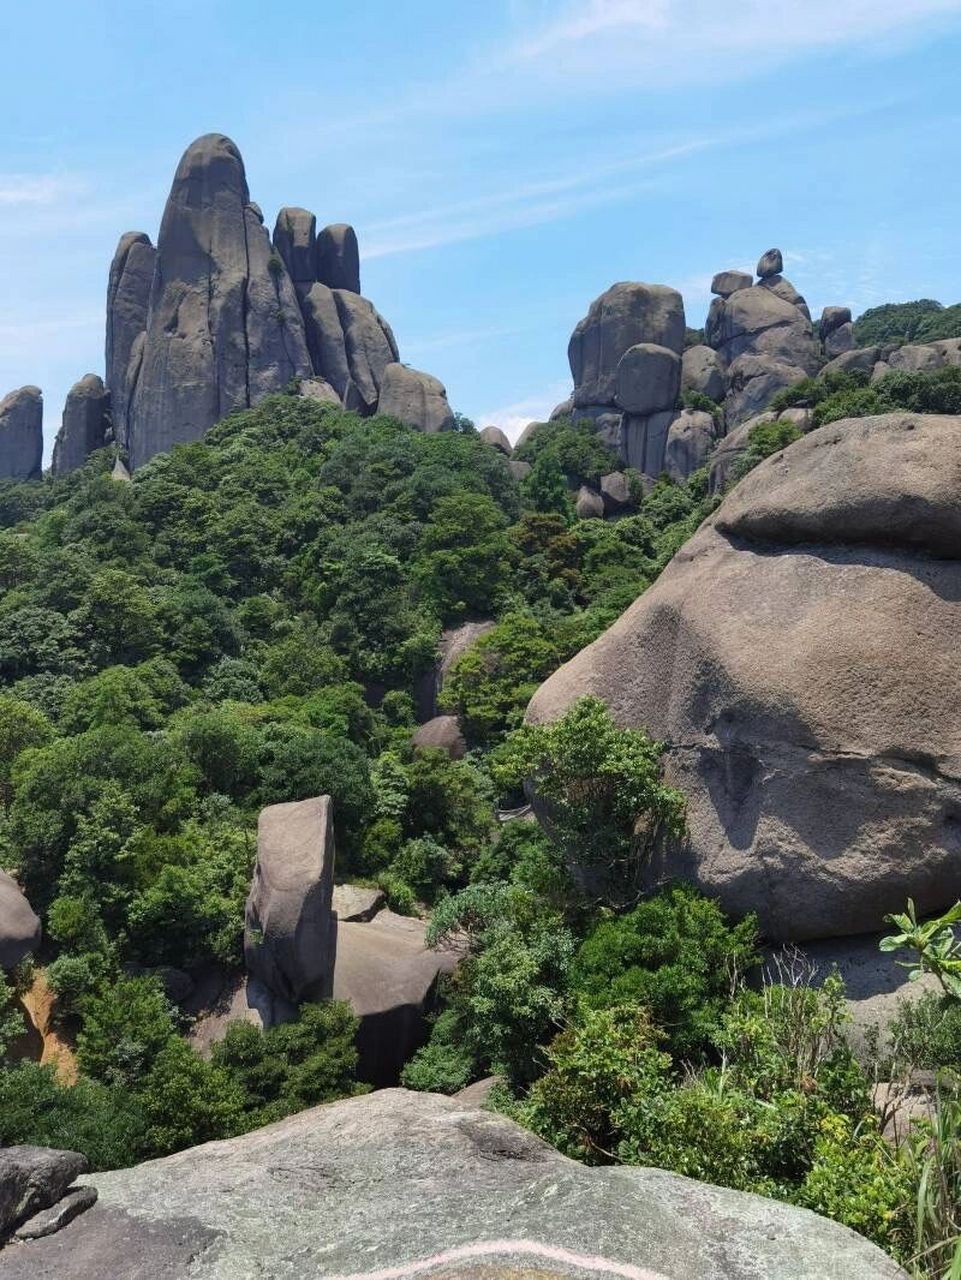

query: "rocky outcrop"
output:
681 344 724 402
316 223 361 294
334 291 400 413
2 1089 906 1279
479 424 512 454
0 872 41 970
125 134 311 469
411 714 467 759
599 470 633 513
271 206 316 289
50 375 110 476
711 269 753 298
664 409 718 482
331 884 385 923
105 232 155 449
244 796 336 1006
527 413 961 941
377 362 455 433
575 485 605 519
0 1147 91 1241
0 388 42 482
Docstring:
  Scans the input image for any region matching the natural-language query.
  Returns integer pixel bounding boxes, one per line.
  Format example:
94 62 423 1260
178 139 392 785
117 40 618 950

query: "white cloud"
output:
0 174 85 207
476 382 572 443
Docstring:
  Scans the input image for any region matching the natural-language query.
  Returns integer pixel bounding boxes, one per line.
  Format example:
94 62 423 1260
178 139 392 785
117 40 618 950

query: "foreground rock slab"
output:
2 1089 906 1278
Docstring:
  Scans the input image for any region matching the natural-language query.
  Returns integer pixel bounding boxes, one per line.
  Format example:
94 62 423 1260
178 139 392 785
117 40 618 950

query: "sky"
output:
2 0 961 459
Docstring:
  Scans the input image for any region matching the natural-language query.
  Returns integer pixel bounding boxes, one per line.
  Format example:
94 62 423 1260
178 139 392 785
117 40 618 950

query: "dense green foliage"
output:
854 299 961 348
772 364 961 428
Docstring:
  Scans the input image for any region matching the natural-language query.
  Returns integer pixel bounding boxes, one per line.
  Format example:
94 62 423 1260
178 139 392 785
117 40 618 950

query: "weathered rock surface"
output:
299 281 352 399
412 714 467 759
528 413 961 940
599 470 633 513
244 796 336 1005
569 283 685 410
664 409 718 482
615 343 681 416
710 269 753 298
331 884 385 923
479 424 512 454
621 408 677 475
820 306 852 340
821 346 880 378
297 376 341 406
757 273 810 319
756 247 784 278
0 871 41 970
14 1187 97 1241
824 322 856 358
575 485 605 519
333 290 399 413
126 134 311 468
724 352 810 425
887 338 961 373
51 375 110 476
333 915 459 1085
0 1146 88 1239
378 362 455 433
2 1090 906 1279
105 232 156 448
680 344 724 402
0 387 42 482
316 223 361 294
271 206 316 287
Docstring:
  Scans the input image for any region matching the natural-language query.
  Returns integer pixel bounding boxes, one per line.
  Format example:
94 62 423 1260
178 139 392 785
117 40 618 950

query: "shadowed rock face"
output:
0 387 42 481
126 133 311 468
527 414 961 941
378 362 455 433
51 375 110 476
0 871 40 970
2 1089 906 1279
105 232 155 449
316 222 361 294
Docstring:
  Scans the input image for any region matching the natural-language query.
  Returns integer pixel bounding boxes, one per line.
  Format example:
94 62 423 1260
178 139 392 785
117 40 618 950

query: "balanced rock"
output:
51 375 110 476
681 344 725 402
711 269 753 298
569 282 685 410
0 870 40 970
824 323 856 358
479 424 512 454
0 387 42 482
126 134 311 468
378 363 455 432
411 714 467 759
3 1090 906 1279
0 1146 88 1239
756 247 783 278
316 223 361 294
575 485 605 519
528 413 961 941
615 343 681 416
272 206 316 288
664 409 718 483
244 796 336 1006
820 306 852 340
104 232 155 448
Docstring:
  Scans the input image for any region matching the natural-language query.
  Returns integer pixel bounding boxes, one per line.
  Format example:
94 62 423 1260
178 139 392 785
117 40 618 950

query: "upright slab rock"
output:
316 223 361 294
51 375 110 476
0 387 42 481
334 289 399 412
104 232 155 448
3 1090 907 1279
527 413 961 941
126 134 311 468
271 206 316 289
244 796 336 1006
378 362 455 432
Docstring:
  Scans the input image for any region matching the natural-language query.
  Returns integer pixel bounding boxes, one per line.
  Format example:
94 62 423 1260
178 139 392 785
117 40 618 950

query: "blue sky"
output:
2 0 961 457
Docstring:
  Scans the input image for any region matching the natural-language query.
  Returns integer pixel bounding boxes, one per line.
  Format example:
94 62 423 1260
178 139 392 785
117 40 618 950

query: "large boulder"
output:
821 346 881 378
724 353 810 425
0 387 42 482
706 288 819 371
824 322 856 358
299 281 352 400
2 1090 906 1279
377 362 455 432
820 306 852 340
664 409 718 483
527 413 961 941
710 269 753 298
316 223 360 294
333 290 399 413
0 1146 88 1239
127 134 311 468
411 714 467 759
51 375 110 476
615 343 681 416
681 344 725 402
244 796 336 1006
569 283 685 410
104 232 155 448
756 247 783 279
756 274 810 319
575 485 605 519
0 871 40 970
271 206 316 288
479 424 512 455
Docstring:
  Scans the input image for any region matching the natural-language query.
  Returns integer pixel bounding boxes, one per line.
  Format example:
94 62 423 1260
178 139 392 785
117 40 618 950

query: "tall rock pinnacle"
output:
0 387 43 481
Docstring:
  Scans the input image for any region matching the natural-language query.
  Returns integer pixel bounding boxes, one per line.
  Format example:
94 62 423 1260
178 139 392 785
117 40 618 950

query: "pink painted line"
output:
325 1239 671 1280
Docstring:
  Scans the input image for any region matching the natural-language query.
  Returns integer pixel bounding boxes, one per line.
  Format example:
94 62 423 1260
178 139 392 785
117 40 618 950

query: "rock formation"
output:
315 223 361 294
527 413 961 940
479 424 512 454
2 1089 906 1279
415 619 497 721
411 714 467 759
0 872 40 971
0 1147 94 1243
104 232 155 449
244 796 336 1006
0 388 43 482
50 376 110 476
377 362 455 433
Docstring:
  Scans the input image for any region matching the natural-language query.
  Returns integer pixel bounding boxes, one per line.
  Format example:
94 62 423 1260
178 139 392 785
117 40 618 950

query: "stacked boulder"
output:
96 133 453 471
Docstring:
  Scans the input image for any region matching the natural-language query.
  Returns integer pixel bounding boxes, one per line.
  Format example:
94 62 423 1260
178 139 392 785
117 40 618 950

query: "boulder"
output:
887 339 961 373
575 485 605 519
127 134 312 468
599 469 633 514
333 914 459 1085
681 344 725 402
615 343 681 416
821 346 880 378
478 424 512 455
331 884 385 923
50 375 110 476
820 306 852 340
706 288 819 372
664 409 718 483
415 620 496 721
756 274 810 320
512 420 541 453
824 322 856 358
411 714 467 759
509 459 532 482
299 281 352 400
0 870 41 970
316 223 361 294
756 247 783 279
0 1146 88 1239
272 206 316 287
549 396 574 420
3 1090 906 1279
0 387 43 482
710 269 753 298
297 376 341 406
244 796 336 1006
724 353 810 425
334 290 399 413
569 282 685 409
104 232 155 448
528 413 961 940
15 1187 98 1241
378 363 455 432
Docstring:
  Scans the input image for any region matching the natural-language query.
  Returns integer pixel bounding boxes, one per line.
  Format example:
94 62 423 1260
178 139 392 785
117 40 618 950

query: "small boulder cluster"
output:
0 1147 96 1245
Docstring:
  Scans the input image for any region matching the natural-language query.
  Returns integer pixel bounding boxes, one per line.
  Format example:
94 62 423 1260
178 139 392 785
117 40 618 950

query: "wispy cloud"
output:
0 174 86 206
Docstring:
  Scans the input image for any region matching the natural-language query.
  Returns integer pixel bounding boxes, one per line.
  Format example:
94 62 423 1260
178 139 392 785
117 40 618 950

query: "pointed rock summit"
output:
0 387 43 481
51 375 110 476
